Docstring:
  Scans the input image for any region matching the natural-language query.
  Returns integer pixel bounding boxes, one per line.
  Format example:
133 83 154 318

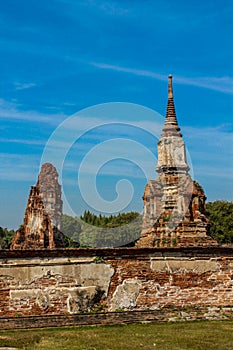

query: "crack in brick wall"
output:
0 248 233 318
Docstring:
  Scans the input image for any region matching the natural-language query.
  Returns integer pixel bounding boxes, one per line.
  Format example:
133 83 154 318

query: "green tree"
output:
79 211 142 247
0 227 15 249
206 201 233 244
80 211 140 228
61 214 82 247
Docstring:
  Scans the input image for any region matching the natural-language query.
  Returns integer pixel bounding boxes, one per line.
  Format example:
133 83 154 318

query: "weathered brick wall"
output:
0 248 233 321
2 307 233 330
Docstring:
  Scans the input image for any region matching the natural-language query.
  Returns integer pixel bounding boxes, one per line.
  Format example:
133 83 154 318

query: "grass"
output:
0 320 232 350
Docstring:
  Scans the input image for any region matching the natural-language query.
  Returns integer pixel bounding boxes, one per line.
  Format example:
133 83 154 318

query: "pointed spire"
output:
168 74 173 99
162 75 181 135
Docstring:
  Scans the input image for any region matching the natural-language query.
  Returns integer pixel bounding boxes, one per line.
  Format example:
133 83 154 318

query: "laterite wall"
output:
0 247 233 322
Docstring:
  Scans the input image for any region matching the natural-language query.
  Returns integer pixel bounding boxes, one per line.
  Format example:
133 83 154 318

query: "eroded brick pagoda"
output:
136 75 217 248
11 163 64 249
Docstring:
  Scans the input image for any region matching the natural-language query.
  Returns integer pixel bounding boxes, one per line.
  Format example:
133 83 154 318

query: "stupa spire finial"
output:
168 74 173 98
162 75 181 135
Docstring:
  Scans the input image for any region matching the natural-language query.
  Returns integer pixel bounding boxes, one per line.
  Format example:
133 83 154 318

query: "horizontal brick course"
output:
0 247 233 328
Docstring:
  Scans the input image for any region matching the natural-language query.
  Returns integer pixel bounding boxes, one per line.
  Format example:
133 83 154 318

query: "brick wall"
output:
0 247 233 327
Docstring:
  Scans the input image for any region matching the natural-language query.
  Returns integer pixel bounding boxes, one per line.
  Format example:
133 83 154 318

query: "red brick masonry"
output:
0 247 233 328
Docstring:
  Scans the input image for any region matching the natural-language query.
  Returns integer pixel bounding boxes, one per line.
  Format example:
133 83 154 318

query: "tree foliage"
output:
206 201 233 244
61 214 81 247
0 227 15 249
61 211 142 248
80 210 140 228
1 201 233 248
76 211 141 247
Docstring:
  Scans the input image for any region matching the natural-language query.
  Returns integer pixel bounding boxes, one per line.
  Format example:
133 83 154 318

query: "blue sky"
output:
0 0 232 229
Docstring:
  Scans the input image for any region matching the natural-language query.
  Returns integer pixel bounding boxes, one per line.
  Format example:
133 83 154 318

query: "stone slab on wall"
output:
0 247 233 319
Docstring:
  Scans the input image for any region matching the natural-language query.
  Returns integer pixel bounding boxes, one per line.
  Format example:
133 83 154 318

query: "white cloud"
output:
92 62 167 80
0 99 67 124
194 166 233 180
0 153 40 181
92 62 233 94
183 124 233 151
55 112 163 137
176 76 233 94
0 138 46 146
14 82 37 91
181 124 233 183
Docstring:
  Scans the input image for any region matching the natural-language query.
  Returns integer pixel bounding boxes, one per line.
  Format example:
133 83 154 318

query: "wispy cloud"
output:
92 62 233 94
0 153 40 181
181 124 233 185
58 0 129 16
0 138 46 146
183 124 233 150
177 76 233 94
92 62 167 80
0 99 67 124
85 0 129 16
14 82 37 90
194 165 233 180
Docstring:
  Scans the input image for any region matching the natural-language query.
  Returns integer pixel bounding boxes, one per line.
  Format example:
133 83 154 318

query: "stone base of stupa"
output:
136 220 218 248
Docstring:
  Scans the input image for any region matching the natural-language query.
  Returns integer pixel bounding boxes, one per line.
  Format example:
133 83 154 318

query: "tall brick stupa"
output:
136 75 217 248
11 163 64 249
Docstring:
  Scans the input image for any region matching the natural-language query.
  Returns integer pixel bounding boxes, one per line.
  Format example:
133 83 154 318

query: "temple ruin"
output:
10 77 217 250
10 163 64 249
136 75 217 248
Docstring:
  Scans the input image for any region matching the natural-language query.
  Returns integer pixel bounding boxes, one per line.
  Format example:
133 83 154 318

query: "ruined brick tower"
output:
37 163 63 230
136 75 217 247
11 163 64 249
